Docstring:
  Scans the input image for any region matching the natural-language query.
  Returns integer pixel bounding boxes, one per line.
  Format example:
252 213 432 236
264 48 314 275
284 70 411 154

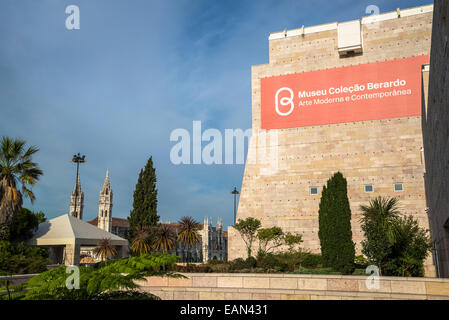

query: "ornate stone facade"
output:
228 4 436 276
98 170 113 233
167 217 228 263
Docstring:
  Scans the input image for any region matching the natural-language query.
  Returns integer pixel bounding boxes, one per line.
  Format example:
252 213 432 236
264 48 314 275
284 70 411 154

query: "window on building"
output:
364 184 374 193
310 187 318 195
394 183 404 192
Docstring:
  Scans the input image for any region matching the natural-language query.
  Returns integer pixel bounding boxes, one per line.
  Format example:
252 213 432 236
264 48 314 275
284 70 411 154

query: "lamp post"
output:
71 153 85 217
231 187 239 225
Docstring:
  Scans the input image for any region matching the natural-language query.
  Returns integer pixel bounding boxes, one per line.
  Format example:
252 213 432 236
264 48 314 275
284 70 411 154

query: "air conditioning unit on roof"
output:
337 20 363 56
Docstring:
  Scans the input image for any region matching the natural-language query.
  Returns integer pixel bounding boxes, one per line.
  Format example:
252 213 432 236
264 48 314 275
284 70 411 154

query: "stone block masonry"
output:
139 273 449 300
229 4 436 276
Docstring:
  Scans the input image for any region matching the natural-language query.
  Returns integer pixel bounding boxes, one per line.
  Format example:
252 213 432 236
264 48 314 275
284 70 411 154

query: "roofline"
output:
268 3 433 40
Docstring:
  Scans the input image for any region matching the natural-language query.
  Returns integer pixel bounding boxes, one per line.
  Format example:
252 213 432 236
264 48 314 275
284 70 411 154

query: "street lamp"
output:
71 153 85 217
231 187 240 225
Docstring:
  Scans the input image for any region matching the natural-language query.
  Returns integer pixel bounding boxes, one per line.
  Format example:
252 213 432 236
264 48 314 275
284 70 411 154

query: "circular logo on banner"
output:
275 87 294 116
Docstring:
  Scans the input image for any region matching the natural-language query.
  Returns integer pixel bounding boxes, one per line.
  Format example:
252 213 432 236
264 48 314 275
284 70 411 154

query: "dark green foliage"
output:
300 252 323 268
172 264 212 273
388 216 432 277
1 208 45 243
22 253 182 300
257 227 284 255
128 157 160 240
283 232 303 253
293 266 342 275
245 256 257 268
0 209 49 277
0 241 49 275
360 197 432 277
95 290 160 300
354 255 368 268
360 196 400 273
256 253 291 272
318 172 355 274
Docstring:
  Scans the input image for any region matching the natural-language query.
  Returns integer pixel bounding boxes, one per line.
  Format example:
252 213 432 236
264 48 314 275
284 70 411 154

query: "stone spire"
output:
98 169 113 232
70 171 84 219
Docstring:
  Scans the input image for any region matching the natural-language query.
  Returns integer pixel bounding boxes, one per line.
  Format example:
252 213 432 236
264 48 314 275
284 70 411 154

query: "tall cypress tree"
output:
318 172 355 274
128 157 160 240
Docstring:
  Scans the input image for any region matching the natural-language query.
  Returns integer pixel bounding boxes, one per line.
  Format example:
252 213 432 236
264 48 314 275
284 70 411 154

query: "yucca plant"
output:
360 196 402 275
93 238 117 261
153 224 175 253
177 216 200 249
0 136 43 238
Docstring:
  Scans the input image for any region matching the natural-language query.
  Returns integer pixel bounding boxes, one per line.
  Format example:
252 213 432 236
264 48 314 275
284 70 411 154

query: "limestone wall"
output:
230 5 436 276
138 273 449 300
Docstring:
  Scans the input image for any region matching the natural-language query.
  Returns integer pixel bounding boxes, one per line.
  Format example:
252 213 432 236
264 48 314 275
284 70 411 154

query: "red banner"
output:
260 55 429 129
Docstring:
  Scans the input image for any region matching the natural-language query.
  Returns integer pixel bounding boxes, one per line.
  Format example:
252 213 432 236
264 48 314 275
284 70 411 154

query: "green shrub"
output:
245 256 257 268
209 263 230 273
360 197 432 277
95 290 161 300
172 264 212 273
300 253 322 268
207 259 226 265
293 266 341 275
22 253 183 300
229 258 248 271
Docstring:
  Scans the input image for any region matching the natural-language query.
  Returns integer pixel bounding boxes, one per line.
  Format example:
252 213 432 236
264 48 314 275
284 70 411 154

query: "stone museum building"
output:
228 4 437 276
422 0 449 278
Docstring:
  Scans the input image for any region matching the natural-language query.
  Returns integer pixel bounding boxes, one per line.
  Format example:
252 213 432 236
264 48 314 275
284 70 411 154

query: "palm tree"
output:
0 136 43 237
177 216 200 250
93 238 117 261
360 196 401 243
153 224 175 253
131 226 153 255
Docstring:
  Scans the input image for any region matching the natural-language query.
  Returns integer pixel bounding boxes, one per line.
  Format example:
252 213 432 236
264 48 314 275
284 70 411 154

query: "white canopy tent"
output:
29 214 129 265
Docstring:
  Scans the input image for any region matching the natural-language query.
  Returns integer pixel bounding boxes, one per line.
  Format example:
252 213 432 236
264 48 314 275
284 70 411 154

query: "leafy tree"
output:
0 136 43 238
234 217 261 258
360 196 401 273
22 253 182 300
257 226 284 255
2 208 45 243
128 156 159 240
177 216 200 249
284 232 303 253
153 224 175 253
93 238 117 261
318 172 355 274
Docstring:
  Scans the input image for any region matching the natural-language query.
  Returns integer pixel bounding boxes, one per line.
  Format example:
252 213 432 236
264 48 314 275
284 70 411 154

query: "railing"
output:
0 274 40 299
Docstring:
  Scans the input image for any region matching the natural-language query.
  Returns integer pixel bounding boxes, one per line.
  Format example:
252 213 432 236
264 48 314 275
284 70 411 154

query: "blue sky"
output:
0 0 433 228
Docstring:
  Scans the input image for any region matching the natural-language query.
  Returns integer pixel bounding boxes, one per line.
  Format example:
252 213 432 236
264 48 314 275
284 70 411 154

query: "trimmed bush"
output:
318 172 355 274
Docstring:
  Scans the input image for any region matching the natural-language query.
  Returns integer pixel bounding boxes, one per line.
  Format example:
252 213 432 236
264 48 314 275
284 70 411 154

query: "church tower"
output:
98 170 113 232
69 171 84 219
